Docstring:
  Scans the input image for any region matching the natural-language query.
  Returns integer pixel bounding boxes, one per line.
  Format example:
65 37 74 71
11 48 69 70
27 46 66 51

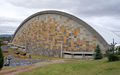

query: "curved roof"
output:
11 10 109 48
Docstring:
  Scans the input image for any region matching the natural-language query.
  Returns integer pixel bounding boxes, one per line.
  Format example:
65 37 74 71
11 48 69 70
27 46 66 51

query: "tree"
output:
107 48 119 61
106 39 119 61
0 42 4 70
94 45 103 60
117 47 120 55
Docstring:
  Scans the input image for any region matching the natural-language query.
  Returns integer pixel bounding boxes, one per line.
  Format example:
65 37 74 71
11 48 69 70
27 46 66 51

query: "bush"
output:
106 49 119 62
94 45 103 60
106 40 120 62
107 54 119 61
0 42 4 69
117 47 120 55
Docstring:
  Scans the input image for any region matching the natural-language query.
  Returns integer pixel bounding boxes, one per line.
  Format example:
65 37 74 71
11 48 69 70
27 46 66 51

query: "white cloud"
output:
0 0 120 44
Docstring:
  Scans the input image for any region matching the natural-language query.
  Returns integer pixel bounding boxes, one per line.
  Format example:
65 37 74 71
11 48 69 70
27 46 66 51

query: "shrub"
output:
0 42 4 70
94 45 103 60
107 53 119 61
106 40 120 62
117 47 120 55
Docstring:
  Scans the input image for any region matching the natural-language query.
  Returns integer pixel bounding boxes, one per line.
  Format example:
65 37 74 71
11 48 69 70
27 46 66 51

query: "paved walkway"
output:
0 59 77 75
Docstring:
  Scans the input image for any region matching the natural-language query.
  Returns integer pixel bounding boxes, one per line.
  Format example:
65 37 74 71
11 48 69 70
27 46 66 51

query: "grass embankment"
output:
17 59 120 75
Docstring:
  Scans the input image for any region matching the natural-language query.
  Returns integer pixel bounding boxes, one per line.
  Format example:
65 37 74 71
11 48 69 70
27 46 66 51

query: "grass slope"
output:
17 59 120 75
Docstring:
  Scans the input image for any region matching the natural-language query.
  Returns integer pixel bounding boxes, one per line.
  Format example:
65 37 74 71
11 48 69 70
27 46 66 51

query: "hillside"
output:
17 59 120 75
0 34 12 42
0 34 12 37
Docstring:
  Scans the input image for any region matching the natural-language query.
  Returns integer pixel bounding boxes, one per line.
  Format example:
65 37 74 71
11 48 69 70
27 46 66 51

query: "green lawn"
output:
17 59 120 75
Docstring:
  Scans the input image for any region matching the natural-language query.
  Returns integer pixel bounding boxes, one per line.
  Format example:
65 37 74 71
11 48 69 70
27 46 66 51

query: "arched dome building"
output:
11 10 109 58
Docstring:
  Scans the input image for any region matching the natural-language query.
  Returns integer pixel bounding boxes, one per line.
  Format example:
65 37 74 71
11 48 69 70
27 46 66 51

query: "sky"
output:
0 0 120 44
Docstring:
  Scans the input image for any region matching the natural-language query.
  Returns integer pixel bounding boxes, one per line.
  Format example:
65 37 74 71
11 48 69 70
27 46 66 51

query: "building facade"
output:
11 10 109 58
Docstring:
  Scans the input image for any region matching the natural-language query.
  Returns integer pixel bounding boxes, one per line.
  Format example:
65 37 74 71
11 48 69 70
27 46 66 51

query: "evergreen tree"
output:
94 45 103 60
0 42 4 70
107 48 119 61
106 39 119 61
117 47 120 55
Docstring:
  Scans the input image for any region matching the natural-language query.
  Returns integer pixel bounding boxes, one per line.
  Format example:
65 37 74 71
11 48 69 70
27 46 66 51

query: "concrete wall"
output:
11 10 109 58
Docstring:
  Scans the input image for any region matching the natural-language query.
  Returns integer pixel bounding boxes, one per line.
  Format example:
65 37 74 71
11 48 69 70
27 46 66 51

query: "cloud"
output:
90 24 120 44
76 0 120 17
81 16 120 44
7 0 120 17
0 0 119 44
82 16 120 31
0 26 16 34
8 0 77 9
0 17 21 23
